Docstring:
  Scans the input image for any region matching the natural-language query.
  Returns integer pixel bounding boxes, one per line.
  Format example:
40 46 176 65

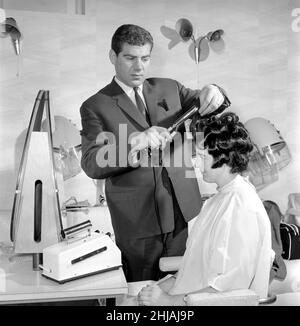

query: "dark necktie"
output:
133 87 151 125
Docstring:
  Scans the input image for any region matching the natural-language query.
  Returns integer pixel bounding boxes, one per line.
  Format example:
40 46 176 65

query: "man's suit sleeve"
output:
176 81 231 115
80 104 134 179
211 84 231 116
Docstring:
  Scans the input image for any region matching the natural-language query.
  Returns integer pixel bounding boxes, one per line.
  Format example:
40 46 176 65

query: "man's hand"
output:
130 126 173 153
198 84 225 116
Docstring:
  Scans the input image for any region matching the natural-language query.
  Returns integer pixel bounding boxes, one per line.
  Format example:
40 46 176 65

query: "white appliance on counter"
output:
40 220 122 284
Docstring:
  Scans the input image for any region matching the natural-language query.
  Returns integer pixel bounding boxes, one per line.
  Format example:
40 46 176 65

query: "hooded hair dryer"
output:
0 17 22 55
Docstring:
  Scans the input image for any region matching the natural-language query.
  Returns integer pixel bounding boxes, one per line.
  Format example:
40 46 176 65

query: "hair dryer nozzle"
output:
2 17 22 55
168 98 200 133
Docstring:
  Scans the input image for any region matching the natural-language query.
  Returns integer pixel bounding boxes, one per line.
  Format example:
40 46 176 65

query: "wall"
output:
0 0 299 219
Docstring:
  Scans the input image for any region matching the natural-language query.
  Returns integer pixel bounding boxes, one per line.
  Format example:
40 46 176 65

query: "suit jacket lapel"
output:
108 79 149 129
143 80 158 126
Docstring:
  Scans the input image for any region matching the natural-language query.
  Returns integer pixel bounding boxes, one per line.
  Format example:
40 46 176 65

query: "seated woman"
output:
137 112 273 306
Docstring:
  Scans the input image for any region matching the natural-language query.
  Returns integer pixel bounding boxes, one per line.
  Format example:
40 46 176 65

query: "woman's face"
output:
195 147 221 183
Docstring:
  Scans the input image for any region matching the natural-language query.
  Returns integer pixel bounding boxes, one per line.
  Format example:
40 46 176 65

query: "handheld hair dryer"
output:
0 17 22 55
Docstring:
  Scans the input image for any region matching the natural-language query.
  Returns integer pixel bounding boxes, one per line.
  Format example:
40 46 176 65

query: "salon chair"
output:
158 256 276 306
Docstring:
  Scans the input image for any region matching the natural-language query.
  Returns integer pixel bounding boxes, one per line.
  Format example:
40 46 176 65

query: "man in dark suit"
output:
80 24 230 282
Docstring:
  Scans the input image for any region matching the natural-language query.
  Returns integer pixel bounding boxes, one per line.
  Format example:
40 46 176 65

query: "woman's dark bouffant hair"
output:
191 112 254 173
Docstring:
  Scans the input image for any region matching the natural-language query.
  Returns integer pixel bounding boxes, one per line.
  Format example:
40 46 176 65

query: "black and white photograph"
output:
0 0 299 313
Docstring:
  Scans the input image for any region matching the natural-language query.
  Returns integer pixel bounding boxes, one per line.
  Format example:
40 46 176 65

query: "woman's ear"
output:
109 49 117 65
221 163 231 175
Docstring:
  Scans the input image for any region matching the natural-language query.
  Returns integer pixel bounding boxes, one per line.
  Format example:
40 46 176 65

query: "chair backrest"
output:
249 204 276 300
263 200 287 281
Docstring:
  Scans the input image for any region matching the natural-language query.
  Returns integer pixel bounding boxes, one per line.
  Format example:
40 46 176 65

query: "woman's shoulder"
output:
230 175 258 197
220 175 263 211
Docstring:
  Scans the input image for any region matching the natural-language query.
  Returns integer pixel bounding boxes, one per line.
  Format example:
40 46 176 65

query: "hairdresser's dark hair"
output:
192 112 254 173
111 24 154 55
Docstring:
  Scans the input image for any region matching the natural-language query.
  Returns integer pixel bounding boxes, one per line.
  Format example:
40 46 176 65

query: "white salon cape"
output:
170 174 273 299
